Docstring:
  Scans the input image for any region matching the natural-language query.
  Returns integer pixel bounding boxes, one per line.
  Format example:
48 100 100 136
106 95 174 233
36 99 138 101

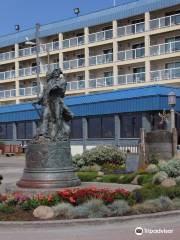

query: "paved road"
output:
0 214 179 240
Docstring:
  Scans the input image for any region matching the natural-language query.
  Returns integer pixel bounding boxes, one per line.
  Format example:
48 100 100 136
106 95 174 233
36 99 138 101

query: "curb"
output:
0 210 180 228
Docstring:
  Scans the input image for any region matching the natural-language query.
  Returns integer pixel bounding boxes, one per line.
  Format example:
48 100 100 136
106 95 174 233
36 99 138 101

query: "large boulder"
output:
161 178 176 188
145 164 159 174
33 206 55 219
152 171 168 184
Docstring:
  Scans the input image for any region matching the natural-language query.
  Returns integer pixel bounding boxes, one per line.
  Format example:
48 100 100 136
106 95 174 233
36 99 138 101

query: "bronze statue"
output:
34 68 73 141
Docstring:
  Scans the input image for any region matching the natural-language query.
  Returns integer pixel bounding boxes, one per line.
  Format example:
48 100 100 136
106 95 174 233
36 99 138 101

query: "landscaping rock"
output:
98 171 104 176
131 175 140 185
145 164 159 174
161 178 176 188
152 171 168 184
33 206 55 219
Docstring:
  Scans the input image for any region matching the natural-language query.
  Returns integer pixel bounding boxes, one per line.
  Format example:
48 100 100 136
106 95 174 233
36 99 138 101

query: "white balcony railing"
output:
150 40 180 56
118 47 145 61
19 41 59 57
89 53 113 66
0 70 16 80
88 29 113 43
63 58 85 70
63 36 84 49
117 22 144 37
150 13 180 30
19 63 59 77
89 76 114 88
66 80 85 91
0 51 15 62
19 86 38 96
151 67 180 81
0 89 16 99
118 72 145 85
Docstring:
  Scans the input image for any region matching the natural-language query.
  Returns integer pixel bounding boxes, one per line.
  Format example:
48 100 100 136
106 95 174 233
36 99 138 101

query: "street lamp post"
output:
168 91 176 131
25 23 41 98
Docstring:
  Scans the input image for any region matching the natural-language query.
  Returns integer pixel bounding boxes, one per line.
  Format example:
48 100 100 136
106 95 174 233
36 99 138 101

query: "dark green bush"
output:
0 204 14 213
137 174 154 185
76 172 98 182
118 173 138 184
148 153 159 165
100 175 120 183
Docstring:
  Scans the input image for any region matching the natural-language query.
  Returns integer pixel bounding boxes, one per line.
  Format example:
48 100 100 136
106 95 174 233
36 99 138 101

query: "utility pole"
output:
35 23 41 98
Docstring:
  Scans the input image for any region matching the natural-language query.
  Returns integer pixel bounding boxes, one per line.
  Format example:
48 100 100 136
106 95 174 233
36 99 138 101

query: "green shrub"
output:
137 174 154 185
149 153 159 165
76 172 98 182
100 174 120 183
73 145 125 169
152 171 168 184
118 173 137 184
21 199 40 210
52 203 74 219
159 158 180 177
132 196 174 214
76 199 111 218
0 204 14 213
108 200 130 216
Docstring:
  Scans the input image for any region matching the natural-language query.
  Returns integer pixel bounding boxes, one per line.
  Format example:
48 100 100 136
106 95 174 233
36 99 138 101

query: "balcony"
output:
63 58 85 70
19 86 38 96
0 70 16 80
0 51 15 62
88 29 113 43
40 62 59 73
118 47 145 61
150 13 180 30
89 53 113 66
66 80 85 91
0 89 16 99
118 72 145 85
19 41 59 57
151 67 180 81
117 22 144 37
63 36 84 49
150 41 180 56
89 76 114 88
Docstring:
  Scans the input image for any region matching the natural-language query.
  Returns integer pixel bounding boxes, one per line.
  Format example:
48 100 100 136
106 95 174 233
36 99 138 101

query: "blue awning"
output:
0 85 180 122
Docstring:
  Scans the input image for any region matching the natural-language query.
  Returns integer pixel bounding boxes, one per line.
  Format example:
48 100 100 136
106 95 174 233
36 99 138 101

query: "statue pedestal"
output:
17 140 81 188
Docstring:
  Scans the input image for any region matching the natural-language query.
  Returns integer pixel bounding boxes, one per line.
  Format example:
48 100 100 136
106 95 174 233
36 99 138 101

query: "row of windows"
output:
0 114 144 140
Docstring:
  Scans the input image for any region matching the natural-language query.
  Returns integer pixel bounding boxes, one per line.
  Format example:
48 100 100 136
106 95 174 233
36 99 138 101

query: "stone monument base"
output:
17 140 81 188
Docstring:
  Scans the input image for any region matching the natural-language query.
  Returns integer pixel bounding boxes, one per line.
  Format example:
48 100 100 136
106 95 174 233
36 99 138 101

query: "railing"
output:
150 13 180 30
19 41 59 57
0 51 15 62
63 36 84 48
19 86 38 96
88 29 113 43
19 66 37 77
66 80 85 91
89 76 114 88
0 89 16 99
89 53 113 66
40 63 59 73
63 58 85 70
118 72 145 85
118 47 145 61
151 67 180 81
0 70 16 80
150 40 180 56
117 22 144 37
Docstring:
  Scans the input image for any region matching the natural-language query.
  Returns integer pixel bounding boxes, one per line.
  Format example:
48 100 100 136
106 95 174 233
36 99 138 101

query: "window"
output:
70 118 83 139
0 123 13 139
88 115 115 138
121 113 142 138
17 121 33 139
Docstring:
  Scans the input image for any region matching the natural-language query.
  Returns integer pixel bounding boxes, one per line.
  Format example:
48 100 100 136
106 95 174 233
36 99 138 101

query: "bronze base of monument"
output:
17 140 81 189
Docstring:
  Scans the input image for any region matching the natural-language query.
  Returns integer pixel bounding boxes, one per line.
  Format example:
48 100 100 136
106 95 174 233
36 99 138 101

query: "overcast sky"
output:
0 0 137 36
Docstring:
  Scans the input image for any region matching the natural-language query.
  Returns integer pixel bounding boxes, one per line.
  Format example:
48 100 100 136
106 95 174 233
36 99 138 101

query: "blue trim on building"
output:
0 0 179 48
0 85 180 122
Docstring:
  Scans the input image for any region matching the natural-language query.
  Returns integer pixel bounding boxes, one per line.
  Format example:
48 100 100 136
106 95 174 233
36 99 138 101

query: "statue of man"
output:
35 68 73 141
